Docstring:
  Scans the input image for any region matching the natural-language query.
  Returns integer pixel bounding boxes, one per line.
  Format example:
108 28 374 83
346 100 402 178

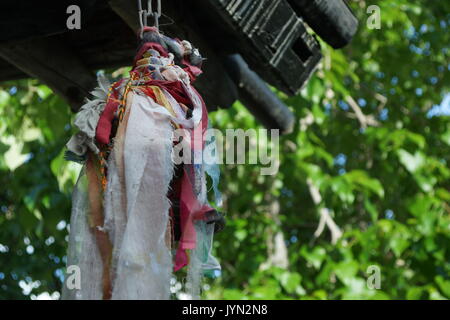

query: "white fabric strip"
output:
109 93 174 299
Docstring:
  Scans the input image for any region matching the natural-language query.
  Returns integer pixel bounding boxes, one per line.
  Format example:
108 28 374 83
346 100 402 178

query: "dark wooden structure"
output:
0 0 357 134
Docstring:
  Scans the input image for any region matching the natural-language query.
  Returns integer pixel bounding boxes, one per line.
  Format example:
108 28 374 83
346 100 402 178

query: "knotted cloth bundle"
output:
63 27 223 300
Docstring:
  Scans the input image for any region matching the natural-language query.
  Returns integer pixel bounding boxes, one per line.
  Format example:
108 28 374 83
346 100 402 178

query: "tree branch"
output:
307 178 342 244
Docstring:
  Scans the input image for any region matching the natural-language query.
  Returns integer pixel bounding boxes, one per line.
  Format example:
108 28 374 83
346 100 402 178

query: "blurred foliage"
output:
0 0 449 299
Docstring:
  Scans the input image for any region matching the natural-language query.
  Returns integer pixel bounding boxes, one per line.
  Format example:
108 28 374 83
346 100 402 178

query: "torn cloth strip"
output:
175 165 214 271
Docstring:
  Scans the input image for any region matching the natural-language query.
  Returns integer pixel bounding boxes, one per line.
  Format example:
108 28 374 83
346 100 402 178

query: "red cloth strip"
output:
96 80 125 145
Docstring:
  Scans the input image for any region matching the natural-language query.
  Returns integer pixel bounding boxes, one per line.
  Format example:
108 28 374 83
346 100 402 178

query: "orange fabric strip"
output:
86 152 113 300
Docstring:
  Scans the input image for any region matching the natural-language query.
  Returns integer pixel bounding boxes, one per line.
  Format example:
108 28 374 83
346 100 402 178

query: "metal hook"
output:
138 0 162 38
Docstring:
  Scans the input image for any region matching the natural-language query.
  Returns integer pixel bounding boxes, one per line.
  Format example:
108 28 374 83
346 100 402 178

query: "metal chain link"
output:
138 0 162 38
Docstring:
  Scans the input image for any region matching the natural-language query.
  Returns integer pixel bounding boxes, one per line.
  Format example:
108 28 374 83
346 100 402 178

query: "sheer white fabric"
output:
62 169 103 300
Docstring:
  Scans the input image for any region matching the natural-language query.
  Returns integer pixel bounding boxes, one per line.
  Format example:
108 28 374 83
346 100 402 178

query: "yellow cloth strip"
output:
150 86 180 129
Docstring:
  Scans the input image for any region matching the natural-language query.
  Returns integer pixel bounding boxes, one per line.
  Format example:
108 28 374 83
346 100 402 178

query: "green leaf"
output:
334 261 359 285
441 131 450 146
435 276 450 298
301 246 327 270
397 149 425 173
279 272 302 294
345 170 385 198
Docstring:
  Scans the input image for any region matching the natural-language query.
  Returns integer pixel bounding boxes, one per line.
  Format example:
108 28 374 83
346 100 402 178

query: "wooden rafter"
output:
0 37 96 112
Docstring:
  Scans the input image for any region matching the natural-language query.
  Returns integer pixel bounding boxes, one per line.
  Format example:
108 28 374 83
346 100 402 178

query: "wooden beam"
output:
287 0 359 49
0 37 96 112
197 0 322 96
224 54 295 134
108 0 140 32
